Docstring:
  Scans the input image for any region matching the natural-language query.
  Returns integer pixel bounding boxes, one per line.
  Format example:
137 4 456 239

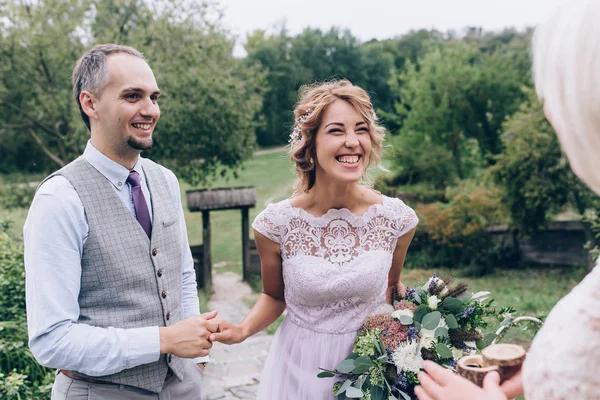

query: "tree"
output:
389 35 531 187
0 0 265 184
492 88 599 235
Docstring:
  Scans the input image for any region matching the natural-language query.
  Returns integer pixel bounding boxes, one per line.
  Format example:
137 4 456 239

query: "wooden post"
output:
241 206 250 281
202 210 212 291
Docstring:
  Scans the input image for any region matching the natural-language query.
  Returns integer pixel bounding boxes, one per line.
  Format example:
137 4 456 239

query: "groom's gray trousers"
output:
50 359 204 400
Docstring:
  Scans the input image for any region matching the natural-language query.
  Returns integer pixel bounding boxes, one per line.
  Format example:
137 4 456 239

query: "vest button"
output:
162 290 167 299
166 312 171 320
157 269 163 277
152 248 158 256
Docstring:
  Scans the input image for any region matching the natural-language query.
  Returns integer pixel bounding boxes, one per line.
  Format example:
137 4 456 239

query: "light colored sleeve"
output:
162 168 209 364
392 198 419 238
252 203 283 244
24 177 160 376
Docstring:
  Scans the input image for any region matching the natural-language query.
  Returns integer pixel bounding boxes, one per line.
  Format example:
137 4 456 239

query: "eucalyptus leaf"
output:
372 332 383 354
476 339 486 350
445 314 459 329
354 375 367 389
336 359 356 374
370 385 386 400
399 315 413 325
435 327 449 338
435 343 453 359
317 371 335 378
414 305 428 322
353 363 372 375
414 321 422 331
336 379 353 395
442 297 463 312
345 386 364 398
396 390 411 400
484 333 497 346
422 311 442 330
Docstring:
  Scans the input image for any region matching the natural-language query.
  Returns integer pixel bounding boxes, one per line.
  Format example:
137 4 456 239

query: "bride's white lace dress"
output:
252 195 418 399
523 262 600 399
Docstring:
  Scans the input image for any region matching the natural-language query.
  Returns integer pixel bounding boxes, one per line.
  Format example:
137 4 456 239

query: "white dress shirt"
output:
24 141 208 377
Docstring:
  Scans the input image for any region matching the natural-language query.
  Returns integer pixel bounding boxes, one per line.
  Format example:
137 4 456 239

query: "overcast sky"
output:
217 0 571 56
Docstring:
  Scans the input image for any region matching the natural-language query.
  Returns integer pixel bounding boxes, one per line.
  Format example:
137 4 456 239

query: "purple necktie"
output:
127 171 152 238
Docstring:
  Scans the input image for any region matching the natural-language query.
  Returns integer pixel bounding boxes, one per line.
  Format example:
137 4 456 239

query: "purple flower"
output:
386 348 394 362
406 288 416 300
428 272 439 294
394 372 409 390
461 307 475 318
447 360 457 371
407 326 418 341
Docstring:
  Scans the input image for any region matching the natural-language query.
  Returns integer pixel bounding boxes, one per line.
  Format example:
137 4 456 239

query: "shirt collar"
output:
82 141 145 191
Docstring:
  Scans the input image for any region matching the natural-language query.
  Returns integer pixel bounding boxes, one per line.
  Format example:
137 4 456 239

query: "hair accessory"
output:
289 108 313 143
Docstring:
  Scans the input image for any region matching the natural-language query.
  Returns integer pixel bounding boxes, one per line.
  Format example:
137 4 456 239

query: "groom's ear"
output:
80 90 99 121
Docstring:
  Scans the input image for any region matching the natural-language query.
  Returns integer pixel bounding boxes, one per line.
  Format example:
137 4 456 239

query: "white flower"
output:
392 340 423 374
419 328 437 350
464 341 477 355
438 316 448 329
427 295 441 310
391 309 414 320
470 291 491 303
373 303 395 315
452 347 465 360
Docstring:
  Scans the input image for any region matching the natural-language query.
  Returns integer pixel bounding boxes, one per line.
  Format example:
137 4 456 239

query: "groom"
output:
24 44 217 399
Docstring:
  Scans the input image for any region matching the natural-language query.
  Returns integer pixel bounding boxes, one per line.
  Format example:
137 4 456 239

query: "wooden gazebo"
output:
186 187 257 291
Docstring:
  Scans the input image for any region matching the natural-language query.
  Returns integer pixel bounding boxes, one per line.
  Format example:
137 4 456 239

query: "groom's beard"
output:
128 136 153 151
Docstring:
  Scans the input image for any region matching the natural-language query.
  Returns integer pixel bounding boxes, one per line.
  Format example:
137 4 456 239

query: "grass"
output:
401 265 588 346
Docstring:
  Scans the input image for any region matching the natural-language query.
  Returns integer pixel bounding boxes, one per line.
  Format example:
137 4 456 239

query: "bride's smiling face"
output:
314 99 372 184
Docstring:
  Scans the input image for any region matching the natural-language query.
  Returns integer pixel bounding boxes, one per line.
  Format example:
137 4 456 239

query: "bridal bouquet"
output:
317 274 514 400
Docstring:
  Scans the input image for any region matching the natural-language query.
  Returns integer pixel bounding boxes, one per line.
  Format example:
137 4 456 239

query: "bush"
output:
412 181 515 275
0 232 53 399
0 174 38 210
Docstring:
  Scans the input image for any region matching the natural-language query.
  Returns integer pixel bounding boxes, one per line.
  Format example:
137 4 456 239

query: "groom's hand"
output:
159 310 220 358
208 318 247 345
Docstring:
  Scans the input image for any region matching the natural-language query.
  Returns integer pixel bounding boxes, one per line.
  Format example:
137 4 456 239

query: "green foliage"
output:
492 88 599 235
411 181 514 274
390 36 530 187
0 233 53 398
0 0 265 185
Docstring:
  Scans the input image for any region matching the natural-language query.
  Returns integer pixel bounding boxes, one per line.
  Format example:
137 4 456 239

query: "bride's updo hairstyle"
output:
289 79 386 194
532 0 600 194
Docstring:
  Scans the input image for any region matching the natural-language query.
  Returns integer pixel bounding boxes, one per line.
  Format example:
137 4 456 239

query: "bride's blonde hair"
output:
289 80 386 194
532 0 600 194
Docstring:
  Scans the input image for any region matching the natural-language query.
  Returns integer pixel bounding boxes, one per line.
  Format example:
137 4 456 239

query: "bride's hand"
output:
208 318 247 345
415 361 508 400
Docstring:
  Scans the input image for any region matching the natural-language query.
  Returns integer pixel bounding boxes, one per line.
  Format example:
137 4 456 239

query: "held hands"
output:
159 310 220 358
208 318 248 345
415 360 524 400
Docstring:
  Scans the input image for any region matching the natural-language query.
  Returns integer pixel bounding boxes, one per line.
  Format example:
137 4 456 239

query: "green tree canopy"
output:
0 0 265 184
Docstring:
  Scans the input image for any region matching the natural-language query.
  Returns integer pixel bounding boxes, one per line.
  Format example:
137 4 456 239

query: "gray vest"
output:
49 157 186 393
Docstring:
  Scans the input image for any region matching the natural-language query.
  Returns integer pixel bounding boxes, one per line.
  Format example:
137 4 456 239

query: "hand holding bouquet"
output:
318 274 514 400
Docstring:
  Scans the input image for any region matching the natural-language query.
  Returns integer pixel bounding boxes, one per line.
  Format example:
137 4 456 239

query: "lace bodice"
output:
523 263 600 399
252 195 418 334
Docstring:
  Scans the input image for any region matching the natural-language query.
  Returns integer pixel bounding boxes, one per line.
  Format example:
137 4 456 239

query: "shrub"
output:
0 232 53 399
413 181 515 275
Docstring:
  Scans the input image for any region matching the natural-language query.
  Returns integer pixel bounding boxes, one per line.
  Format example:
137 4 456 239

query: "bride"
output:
210 79 418 399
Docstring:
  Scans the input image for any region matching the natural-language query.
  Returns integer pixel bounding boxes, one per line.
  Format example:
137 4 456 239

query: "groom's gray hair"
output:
72 44 146 130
